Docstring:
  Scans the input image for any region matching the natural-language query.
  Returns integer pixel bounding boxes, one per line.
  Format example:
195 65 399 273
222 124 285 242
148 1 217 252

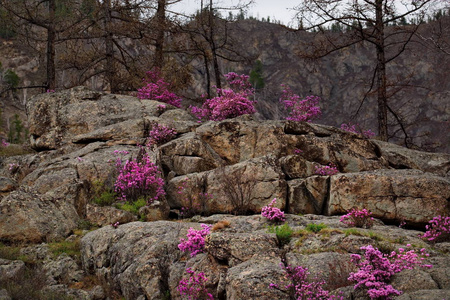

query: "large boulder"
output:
0 189 79 243
327 169 450 225
167 156 286 214
26 87 194 150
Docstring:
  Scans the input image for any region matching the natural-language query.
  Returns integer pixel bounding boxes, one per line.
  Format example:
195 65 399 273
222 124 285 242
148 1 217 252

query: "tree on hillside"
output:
175 0 253 97
0 0 84 90
58 0 186 92
294 0 435 142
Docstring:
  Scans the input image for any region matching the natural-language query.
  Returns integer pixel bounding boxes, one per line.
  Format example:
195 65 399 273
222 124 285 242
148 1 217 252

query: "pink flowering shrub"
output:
421 215 450 242
137 69 182 107
294 148 303 155
340 208 374 229
349 245 432 299
340 123 375 139
314 163 339 176
178 224 211 257
279 85 321 122
1 139 9 147
147 123 177 146
177 268 213 300
190 72 256 121
270 260 342 300
261 198 286 222
114 151 165 204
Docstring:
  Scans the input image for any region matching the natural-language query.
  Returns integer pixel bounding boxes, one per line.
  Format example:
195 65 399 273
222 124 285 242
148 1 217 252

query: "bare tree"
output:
294 0 436 142
0 0 84 90
174 0 253 97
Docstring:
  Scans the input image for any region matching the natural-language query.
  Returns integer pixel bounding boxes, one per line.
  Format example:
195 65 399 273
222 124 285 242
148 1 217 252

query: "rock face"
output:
80 215 450 300
0 87 449 299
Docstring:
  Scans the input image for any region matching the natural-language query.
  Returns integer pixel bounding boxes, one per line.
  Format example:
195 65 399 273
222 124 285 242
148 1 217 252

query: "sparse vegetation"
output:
268 223 294 246
116 197 147 215
306 223 328 233
48 239 81 258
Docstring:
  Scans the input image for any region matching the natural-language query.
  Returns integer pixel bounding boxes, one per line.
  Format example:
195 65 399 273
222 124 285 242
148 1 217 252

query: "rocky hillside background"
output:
0 88 448 299
0 17 449 153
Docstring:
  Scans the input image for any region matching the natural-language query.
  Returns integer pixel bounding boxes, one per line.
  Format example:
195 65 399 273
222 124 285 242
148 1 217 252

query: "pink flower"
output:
261 198 286 222
137 69 182 107
190 72 256 121
340 208 374 228
178 224 211 257
279 85 321 122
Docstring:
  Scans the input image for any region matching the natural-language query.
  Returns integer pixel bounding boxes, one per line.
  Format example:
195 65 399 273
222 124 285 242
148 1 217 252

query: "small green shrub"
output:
76 219 98 231
116 197 147 215
92 190 117 206
367 231 384 241
48 239 81 258
306 223 327 233
268 223 294 246
344 228 363 237
0 145 33 157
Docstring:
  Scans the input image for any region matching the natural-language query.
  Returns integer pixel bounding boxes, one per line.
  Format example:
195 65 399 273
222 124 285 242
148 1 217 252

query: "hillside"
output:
0 17 449 152
203 18 450 153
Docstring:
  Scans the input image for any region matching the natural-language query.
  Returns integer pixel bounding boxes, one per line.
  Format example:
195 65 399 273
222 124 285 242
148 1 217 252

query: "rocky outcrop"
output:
1 87 448 243
80 215 450 300
0 87 449 299
0 188 79 243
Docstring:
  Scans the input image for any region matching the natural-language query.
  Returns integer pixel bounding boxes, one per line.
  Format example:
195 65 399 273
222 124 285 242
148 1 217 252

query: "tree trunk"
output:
209 0 221 91
154 0 166 68
46 0 56 90
203 54 211 98
104 0 116 92
375 0 388 141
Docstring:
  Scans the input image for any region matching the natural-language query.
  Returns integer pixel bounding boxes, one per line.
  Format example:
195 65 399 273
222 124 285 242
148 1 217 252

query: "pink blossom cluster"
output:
8 163 19 172
1 139 9 147
294 148 303 155
279 85 321 122
114 152 165 204
190 72 256 121
349 245 431 299
223 72 253 96
340 208 374 229
270 261 342 300
314 164 339 176
340 123 375 138
137 69 182 108
178 224 211 257
421 215 450 242
177 268 213 300
147 123 177 146
261 198 286 222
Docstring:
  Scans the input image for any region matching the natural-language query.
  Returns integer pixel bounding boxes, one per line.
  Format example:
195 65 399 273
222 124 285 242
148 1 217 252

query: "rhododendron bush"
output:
421 215 450 242
137 69 182 107
178 224 211 257
261 198 285 222
147 123 177 146
340 123 375 138
349 245 432 299
191 72 256 121
178 268 213 300
279 85 321 122
340 208 374 228
270 260 342 300
114 150 165 204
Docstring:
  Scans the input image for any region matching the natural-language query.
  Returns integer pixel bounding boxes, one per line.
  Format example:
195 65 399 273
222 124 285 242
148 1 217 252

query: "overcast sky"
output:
172 0 301 26
171 0 448 28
